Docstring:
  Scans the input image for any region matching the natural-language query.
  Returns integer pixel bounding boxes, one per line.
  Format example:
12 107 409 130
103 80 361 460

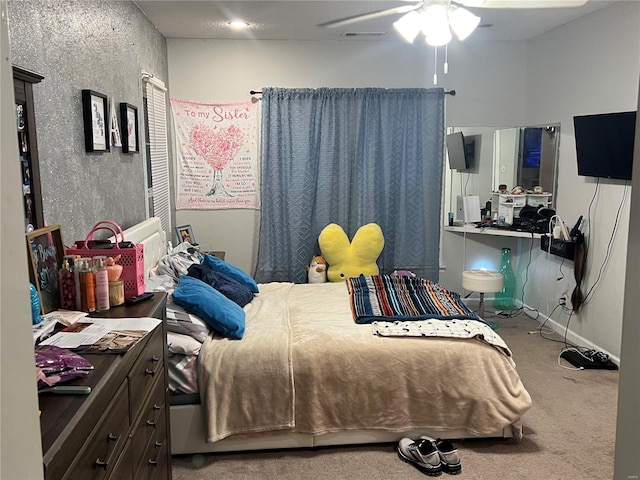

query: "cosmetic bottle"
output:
79 258 96 313
71 256 82 310
93 256 110 311
58 258 76 310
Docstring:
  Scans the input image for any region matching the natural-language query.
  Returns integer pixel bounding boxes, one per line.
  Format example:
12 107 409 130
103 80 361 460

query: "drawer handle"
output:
151 355 160 362
95 458 108 470
153 404 161 410
147 420 157 427
148 441 164 467
107 433 118 442
145 368 155 377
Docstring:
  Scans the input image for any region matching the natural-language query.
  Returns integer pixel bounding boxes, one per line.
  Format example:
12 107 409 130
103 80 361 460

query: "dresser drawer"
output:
62 382 130 480
129 325 164 419
134 415 171 480
107 439 133 480
131 374 167 464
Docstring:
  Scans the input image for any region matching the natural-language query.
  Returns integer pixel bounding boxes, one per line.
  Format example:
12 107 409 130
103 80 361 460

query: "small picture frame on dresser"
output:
176 224 196 245
26 225 65 314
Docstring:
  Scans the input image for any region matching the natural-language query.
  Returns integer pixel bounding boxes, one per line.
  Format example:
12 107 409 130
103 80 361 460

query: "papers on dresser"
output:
39 317 161 353
32 310 90 344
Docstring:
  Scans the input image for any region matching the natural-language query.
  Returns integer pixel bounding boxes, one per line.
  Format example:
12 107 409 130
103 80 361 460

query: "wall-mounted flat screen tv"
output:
446 131 470 170
574 111 637 180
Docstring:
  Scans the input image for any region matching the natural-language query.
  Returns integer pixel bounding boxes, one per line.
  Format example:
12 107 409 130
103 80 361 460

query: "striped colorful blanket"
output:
347 274 479 324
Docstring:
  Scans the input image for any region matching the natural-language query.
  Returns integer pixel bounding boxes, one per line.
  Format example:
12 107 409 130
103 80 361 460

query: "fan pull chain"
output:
433 46 438 85
444 43 449 74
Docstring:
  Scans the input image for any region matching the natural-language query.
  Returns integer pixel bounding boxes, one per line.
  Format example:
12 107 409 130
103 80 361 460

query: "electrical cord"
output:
531 303 583 370
499 233 536 319
533 297 612 370
556 257 565 281
581 180 629 307
557 348 584 371
559 305 612 367
463 171 471 196
535 303 569 343
584 179 599 262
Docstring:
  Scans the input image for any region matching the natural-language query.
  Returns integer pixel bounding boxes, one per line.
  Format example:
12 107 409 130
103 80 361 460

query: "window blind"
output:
142 74 171 237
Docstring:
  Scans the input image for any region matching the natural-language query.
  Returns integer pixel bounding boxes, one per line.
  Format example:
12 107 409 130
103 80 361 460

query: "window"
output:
142 73 171 237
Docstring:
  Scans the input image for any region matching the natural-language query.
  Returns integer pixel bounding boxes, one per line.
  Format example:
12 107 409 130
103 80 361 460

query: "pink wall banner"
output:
170 98 260 210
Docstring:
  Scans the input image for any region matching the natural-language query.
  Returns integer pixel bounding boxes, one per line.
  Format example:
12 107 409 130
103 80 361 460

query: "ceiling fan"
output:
318 0 589 85
318 0 590 30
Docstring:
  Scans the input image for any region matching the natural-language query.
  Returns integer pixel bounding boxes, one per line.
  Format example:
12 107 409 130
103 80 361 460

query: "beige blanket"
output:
198 283 295 442
199 282 532 442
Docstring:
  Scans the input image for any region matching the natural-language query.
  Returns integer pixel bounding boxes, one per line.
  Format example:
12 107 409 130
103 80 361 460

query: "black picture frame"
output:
82 89 110 153
26 225 65 314
120 102 139 153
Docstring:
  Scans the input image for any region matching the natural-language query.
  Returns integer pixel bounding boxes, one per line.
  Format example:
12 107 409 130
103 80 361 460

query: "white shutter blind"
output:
143 75 171 237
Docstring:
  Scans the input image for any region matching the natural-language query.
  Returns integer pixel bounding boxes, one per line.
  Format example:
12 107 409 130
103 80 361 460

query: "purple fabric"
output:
34 345 93 388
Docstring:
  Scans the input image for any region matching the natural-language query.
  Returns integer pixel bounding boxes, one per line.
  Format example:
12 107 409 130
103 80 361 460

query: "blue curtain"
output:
255 87 445 283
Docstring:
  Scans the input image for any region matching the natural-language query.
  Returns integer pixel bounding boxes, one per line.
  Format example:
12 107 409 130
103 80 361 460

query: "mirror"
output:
444 124 560 221
492 124 560 198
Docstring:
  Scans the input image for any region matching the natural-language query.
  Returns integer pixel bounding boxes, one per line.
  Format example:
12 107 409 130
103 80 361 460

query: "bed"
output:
120 218 532 455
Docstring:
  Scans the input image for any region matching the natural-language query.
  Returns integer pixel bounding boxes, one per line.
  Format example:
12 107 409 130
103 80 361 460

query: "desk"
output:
440 226 539 295
444 225 542 239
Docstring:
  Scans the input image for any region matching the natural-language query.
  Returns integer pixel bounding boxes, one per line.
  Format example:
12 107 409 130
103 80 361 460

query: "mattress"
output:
198 281 532 443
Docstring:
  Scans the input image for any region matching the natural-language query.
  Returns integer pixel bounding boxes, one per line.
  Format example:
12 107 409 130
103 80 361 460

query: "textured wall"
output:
7 0 169 244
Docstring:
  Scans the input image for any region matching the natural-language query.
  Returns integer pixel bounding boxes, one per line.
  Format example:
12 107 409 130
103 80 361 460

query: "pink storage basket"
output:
66 220 145 299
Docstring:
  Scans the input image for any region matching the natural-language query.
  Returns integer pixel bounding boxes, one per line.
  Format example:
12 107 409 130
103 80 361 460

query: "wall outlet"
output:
559 292 573 309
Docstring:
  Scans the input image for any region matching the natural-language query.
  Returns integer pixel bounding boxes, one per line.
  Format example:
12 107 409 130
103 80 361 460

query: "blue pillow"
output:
172 276 245 339
202 254 259 293
187 264 254 307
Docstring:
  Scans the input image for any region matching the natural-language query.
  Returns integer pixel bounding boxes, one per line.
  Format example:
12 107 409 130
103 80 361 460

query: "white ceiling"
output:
134 0 617 42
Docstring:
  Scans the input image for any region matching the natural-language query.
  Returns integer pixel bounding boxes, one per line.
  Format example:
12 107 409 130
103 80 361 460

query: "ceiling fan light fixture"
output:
424 25 452 47
421 4 452 47
393 10 422 43
448 6 481 41
227 20 250 30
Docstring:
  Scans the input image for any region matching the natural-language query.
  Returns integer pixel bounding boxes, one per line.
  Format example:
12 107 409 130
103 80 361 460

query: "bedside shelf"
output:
200 250 225 260
540 235 577 260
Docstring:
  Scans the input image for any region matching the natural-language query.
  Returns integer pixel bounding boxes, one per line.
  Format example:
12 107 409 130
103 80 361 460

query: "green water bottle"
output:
494 247 516 311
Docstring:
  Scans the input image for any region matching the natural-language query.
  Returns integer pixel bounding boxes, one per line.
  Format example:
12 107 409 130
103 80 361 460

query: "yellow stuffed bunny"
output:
318 223 385 282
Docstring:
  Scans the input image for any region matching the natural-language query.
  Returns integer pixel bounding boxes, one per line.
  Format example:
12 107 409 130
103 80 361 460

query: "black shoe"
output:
419 436 462 475
396 437 443 476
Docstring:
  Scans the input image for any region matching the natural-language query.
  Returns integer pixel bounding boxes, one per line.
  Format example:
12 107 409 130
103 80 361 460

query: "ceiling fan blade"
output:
459 0 588 7
318 4 421 29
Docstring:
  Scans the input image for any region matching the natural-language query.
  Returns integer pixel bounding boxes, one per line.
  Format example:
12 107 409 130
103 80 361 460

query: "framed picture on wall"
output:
120 102 139 153
26 225 65 314
82 89 110 153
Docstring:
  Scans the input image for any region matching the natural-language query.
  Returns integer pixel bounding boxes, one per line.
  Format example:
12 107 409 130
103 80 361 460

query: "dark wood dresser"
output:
38 293 172 480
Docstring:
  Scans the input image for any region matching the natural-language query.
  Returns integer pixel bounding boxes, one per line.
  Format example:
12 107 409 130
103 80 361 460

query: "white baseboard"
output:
456 298 618 365
522 303 620 366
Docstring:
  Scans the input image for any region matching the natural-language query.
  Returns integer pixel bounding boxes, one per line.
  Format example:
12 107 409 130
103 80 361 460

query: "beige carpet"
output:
172 313 619 480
